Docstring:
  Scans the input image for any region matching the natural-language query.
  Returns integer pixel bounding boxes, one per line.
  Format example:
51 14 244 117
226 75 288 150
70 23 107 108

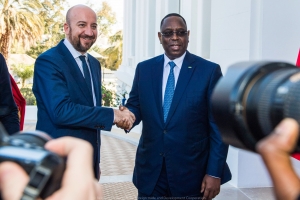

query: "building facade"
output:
115 0 300 188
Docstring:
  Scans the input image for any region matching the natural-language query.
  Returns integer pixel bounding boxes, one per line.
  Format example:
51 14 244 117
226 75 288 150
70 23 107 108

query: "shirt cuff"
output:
208 174 220 179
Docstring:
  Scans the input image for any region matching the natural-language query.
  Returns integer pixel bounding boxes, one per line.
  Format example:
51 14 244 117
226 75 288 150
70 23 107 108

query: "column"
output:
180 0 211 59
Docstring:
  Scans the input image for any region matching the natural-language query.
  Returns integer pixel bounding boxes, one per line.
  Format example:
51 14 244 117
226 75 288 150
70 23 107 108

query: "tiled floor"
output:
24 122 276 200
100 135 136 176
102 182 137 200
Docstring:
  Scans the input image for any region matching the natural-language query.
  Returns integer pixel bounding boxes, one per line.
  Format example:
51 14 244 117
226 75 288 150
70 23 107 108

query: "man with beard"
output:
33 4 135 179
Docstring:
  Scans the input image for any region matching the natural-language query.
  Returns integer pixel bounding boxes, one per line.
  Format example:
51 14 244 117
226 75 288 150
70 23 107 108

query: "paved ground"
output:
100 135 136 176
23 122 275 200
100 134 138 199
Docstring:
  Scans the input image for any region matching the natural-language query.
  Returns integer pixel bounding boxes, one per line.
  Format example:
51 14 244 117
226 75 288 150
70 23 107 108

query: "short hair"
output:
66 6 74 25
160 13 187 28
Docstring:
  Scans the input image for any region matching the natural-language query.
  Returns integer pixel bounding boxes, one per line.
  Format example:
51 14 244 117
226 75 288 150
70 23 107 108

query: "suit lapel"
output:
57 40 94 106
165 51 196 125
88 55 101 106
152 55 164 122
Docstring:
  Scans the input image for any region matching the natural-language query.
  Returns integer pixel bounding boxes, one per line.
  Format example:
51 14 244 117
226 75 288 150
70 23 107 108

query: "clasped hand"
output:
113 106 135 130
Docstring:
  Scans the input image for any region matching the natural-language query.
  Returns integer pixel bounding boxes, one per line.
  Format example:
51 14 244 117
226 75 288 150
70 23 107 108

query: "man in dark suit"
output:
0 53 19 135
124 13 231 199
33 4 135 179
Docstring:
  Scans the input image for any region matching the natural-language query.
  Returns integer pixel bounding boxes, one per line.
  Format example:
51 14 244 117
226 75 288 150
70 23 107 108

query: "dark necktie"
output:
79 55 92 94
163 61 176 122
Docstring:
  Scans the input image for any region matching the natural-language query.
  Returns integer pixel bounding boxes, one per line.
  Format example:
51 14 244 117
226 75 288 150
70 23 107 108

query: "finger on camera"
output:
256 118 299 154
45 137 93 173
45 138 96 198
0 162 29 200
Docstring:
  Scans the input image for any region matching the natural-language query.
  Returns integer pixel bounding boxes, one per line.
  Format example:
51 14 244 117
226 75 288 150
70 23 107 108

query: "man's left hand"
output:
201 174 221 200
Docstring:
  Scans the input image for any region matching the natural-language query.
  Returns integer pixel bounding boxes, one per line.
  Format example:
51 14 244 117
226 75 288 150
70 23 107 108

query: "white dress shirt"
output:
162 52 186 103
63 39 96 106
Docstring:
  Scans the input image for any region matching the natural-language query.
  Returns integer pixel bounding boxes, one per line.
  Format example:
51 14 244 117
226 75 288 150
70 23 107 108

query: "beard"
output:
68 27 96 53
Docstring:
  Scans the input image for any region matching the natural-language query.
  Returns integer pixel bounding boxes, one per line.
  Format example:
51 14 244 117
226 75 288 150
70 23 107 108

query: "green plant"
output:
101 84 117 107
101 82 127 106
0 0 44 60
11 64 34 88
98 30 123 70
20 88 36 105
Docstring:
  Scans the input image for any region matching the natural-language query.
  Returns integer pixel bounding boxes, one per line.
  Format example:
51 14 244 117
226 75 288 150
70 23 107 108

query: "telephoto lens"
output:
211 61 300 152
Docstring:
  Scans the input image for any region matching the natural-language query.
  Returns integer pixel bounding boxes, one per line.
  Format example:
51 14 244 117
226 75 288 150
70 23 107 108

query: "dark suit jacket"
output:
33 40 114 178
10 74 26 131
126 51 231 196
0 53 19 135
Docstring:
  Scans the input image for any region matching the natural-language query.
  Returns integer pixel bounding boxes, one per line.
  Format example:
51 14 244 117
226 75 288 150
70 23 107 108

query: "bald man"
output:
33 5 135 179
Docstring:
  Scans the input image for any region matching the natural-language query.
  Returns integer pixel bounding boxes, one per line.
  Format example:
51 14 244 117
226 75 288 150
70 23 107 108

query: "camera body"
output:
211 61 300 152
0 123 65 199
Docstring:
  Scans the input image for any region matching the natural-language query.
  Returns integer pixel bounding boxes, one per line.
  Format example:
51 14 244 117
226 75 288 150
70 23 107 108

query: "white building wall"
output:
116 0 300 188
211 0 252 73
180 0 212 59
259 0 300 61
211 0 300 73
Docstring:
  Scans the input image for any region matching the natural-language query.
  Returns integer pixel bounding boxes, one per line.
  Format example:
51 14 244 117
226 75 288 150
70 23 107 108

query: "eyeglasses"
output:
160 31 188 38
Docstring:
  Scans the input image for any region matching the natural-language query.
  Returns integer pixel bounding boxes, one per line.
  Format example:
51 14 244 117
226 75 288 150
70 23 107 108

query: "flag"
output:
292 49 300 160
297 49 300 67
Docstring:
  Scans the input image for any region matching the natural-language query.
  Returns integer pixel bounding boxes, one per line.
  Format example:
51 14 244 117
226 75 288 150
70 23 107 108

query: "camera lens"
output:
0 124 65 199
9 130 52 147
211 61 300 152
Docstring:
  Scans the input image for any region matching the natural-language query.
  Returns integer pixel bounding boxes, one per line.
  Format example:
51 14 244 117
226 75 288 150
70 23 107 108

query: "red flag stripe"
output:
296 49 300 67
292 49 300 160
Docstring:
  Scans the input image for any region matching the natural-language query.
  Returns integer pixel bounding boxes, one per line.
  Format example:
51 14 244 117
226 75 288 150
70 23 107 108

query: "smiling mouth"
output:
81 37 94 41
170 44 180 50
80 34 95 41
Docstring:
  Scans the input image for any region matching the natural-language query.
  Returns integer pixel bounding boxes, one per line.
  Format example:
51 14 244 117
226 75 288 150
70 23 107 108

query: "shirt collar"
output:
63 38 88 59
163 51 186 69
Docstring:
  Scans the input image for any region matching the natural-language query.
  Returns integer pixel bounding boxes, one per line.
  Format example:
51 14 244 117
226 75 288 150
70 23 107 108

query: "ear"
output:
64 23 70 35
158 32 162 44
187 30 190 43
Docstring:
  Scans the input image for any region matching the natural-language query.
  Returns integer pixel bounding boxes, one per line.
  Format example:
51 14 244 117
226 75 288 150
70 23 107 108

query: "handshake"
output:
113 106 135 130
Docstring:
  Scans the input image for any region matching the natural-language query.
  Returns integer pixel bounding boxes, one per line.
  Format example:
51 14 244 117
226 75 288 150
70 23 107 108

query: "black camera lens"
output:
0 124 65 199
9 130 52 147
211 61 300 152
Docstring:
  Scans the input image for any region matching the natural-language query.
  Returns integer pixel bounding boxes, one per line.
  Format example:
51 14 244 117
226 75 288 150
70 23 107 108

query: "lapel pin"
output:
188 66 192 68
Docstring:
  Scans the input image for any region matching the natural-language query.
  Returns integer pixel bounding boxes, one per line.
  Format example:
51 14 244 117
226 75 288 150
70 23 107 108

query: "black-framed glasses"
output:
160 30 188 38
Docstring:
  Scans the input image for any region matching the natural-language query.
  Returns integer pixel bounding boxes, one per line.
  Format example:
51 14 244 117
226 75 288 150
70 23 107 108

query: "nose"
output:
84 26 94 36
170 32 179 40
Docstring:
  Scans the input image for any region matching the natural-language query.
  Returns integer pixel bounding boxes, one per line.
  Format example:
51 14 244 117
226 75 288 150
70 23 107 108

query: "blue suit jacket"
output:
126 51 231 196
32 40 114 177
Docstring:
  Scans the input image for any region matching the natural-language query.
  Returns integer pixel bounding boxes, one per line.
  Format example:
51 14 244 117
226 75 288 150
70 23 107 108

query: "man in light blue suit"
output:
33 4 135 179
125 13 231 199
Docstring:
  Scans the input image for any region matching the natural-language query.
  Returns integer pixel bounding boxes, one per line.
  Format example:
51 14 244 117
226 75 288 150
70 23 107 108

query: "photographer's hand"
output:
0 137 103 200
0 161 29 200
256 118 300 200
